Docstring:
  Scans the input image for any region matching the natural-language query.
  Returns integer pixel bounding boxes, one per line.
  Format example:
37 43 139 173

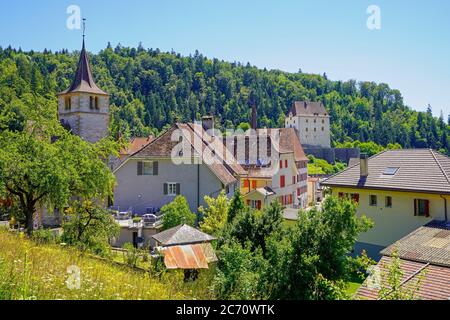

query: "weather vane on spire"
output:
82 18 86 38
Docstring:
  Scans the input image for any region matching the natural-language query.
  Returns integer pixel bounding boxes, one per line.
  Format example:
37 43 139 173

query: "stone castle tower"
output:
57 38 109 143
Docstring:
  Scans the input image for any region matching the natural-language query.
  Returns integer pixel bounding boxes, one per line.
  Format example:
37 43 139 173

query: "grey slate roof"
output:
58 39 108 96
381 223 450 268
152 224 216 246
321 149 450 195
289 101 328 116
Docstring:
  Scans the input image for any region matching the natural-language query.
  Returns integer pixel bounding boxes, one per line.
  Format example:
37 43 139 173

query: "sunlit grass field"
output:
0 228 214 300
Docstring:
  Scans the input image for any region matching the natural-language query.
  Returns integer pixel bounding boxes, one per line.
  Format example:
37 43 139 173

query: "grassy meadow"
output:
0 228 214 300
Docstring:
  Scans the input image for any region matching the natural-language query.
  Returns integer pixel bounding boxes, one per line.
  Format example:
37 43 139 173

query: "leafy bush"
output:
62 201 120 256
161 196 196 230
122 243 140 267
31 228 60 244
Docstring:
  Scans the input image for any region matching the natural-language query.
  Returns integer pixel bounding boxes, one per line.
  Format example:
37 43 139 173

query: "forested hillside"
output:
0 44 448 154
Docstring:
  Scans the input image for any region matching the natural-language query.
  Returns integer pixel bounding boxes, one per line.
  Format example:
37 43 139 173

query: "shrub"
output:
31 228 60 244
123 243 140 267
161 196 196 230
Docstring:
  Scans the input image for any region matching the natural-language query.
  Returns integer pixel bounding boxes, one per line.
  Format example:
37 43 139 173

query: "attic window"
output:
383 167 399 175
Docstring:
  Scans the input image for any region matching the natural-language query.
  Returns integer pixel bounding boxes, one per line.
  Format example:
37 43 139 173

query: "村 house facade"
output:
113 122 245 214
224 128 309 209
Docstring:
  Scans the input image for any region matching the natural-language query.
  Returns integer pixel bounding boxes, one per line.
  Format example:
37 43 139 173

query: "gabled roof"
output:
152 224 216 246
278 128 309 162
246 186 276 197
322 149 450 195
124 123 245 185
223 128 308 163
58 39 108 96
289 101 328 117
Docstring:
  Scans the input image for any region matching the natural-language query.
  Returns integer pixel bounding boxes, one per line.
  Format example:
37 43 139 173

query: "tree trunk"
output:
25 205 35 236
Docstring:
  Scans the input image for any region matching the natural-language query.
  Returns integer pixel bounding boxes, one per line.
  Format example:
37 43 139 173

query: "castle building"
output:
57 38 110 143
285 101 331 148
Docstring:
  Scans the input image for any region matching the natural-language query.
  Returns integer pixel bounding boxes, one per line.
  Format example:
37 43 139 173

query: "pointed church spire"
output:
61 19 108 96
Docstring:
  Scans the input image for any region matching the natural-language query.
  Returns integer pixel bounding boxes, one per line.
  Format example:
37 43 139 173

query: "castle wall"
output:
303 147 360 165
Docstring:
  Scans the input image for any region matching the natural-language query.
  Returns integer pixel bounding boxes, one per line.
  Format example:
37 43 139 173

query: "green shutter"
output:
153 161 158 175
163 183 168 195
137 161 143 175
176 183 181 195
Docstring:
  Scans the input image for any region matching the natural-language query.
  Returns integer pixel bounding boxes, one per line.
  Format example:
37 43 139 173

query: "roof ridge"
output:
129 124 177 158
186 122 240 173
322 149 390 184
430 149 450 186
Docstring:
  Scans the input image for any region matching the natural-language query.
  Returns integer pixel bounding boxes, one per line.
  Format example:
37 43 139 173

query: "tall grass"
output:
0 228 215 300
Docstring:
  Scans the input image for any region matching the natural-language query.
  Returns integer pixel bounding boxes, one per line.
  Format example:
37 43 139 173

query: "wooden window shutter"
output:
163 183 168 195
137 161 143 175
176 183 181 195
153 161 158 175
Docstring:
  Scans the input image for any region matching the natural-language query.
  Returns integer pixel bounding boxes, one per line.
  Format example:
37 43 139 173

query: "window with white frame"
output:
168 183 177 196
143 162 154 175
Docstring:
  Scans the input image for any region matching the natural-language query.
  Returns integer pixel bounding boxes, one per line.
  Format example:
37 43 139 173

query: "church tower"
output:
57 31 110 143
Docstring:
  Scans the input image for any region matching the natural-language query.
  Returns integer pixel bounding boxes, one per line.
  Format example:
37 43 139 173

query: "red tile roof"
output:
356 256 450 300
120 136 154 157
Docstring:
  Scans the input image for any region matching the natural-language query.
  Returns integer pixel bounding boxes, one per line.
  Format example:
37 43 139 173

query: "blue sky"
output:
1 0 449 117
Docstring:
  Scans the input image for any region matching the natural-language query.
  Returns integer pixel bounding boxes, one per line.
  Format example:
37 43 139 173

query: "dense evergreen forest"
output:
0 43 448 155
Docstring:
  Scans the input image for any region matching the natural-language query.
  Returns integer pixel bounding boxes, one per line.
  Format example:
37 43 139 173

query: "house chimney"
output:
201 115 214 132
360 153 369 177
248 91 257 130
251 103 257 130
